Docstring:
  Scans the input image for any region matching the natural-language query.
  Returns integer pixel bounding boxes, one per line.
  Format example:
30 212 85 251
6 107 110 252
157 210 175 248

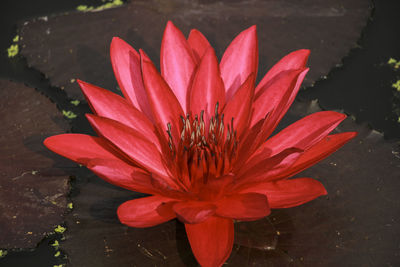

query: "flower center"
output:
167 103 238 188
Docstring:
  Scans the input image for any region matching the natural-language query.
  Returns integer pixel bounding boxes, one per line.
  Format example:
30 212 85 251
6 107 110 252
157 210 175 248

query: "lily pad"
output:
18 0 370 100
58 100 400 266
0 80 71 249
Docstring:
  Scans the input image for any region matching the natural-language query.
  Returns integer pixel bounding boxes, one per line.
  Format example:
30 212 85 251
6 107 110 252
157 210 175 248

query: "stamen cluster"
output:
167 104 238 186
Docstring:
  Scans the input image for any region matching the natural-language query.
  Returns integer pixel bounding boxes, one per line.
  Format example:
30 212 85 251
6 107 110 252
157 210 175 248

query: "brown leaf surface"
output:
0 80 70 249
19 0 370 100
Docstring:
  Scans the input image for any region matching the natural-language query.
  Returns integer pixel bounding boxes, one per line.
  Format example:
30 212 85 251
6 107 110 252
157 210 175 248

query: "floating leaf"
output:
0 80 70 249
19 0 370 100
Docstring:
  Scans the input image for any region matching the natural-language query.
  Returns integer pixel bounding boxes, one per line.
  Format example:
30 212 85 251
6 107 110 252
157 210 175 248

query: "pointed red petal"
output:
161 21 196 112
256 49 310 95
241 178 327 208
259 111 347 157
222 73 255 137
141 50 184 144
235 148 302 188
86 158 157 194
44 134 123 164
251 68 308 127
117 196 176 228
110 37 153 119
220 25 258 100
190 47 225 119
188 29 212 63
277 132 357 179
185 217 234 267
173 201 216 224
78 80 162 150
216 193 270 221
86 114 176 187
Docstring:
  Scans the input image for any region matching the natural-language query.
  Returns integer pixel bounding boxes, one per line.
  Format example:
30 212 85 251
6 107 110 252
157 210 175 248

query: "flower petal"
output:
222 73 255 137
220 25 258 100
117 195 176 228
259 111 347 157
235 147 302 187
44 134 123 164
86 114 177 188
161 21 196 112
251 68 308 127
86 158 157 194
278 132 357 179
241 178 327 208
216 193 270 221
189 47 225 120
185 217 234 267
188 29 211 63
140 50 184 145
110 37 152 119
255 49 310 95
77 79 161 150
173 201 216 224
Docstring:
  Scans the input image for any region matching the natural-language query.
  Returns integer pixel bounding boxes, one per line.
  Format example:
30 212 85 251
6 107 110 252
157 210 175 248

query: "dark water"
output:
299 0 400 140
0 0 399 266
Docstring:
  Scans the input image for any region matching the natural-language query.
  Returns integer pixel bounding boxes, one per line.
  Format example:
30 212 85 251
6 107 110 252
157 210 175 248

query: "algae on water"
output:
62 110 77 119
7 35 19 58
54 225 66 234
388 58 400 69
70 100 80 106
0 250 7 258
76 0 123 12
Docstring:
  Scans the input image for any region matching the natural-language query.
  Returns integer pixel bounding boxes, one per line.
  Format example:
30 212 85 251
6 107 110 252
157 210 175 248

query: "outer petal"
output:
86 114 177 188
276 132 357 179
185 217 234 267
235 148 302 188
251 68 308 127
188 29 212 63
216 193 270 221
161 21 196 112
141 50 184 145
173 201 216 224
190 47 225 120
44 134 123 165
110 37 152 119
220 25 258 100
78 80 161 150
86 158 157 194
257 111 347 158
241 178 327 208
255 49 310 95
222 73 255 137
117 195 176 228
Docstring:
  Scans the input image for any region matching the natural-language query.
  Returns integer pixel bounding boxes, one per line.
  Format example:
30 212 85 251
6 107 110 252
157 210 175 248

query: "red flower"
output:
44 22 356 267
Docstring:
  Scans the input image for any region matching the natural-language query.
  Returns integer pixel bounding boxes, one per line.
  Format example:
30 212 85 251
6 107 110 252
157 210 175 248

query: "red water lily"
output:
44 21 356 267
